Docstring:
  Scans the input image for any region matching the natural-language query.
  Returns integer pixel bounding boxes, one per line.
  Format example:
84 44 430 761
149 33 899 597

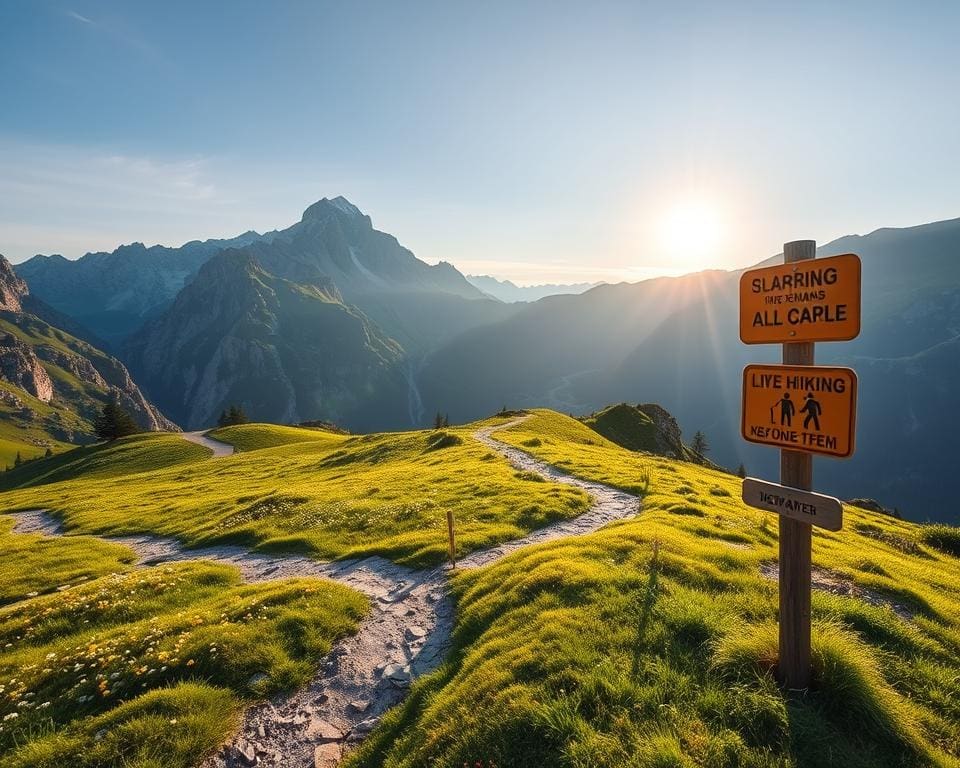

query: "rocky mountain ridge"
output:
0 254 175 459
123 249 409 430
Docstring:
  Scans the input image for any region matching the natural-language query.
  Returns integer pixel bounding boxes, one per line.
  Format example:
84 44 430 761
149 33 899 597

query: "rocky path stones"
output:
10 417 640 767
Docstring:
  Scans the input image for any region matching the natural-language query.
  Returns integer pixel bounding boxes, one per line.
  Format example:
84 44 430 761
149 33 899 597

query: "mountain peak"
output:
301 196 367 223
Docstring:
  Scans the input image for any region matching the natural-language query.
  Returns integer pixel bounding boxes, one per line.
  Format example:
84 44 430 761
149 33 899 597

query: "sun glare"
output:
658 200 723 272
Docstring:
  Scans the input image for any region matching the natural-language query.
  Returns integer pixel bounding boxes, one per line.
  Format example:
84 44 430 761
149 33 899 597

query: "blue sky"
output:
2 1 959 283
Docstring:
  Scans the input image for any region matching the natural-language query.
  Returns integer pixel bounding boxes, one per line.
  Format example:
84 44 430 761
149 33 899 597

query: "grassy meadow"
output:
0 410 958 767
0 380 76 467
0 518 367 768
0 421 588 567
348 410 960 768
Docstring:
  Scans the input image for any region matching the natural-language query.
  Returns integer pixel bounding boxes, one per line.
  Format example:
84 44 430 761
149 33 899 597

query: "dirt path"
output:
181 430 236 457
9 417 639 768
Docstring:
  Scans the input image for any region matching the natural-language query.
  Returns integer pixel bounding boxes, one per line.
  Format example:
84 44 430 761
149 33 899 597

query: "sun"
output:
658 200 723 272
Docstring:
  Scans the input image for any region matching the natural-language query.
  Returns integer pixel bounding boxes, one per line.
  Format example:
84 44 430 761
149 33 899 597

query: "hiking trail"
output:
10 417 640 767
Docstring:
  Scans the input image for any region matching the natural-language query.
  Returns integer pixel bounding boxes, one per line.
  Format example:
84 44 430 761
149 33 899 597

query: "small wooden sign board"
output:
740 253 861 344
742 364 858 458
742 477 843 531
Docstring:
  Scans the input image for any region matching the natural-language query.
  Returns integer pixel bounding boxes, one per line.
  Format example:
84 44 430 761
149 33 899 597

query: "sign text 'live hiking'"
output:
741 364 858 458
740 253 861 344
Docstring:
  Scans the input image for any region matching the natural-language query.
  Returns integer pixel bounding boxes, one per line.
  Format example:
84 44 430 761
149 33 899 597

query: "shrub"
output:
918 523 960 557
425 431 463 451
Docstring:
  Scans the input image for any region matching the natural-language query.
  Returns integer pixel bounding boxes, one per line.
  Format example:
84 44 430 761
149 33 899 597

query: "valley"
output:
12 199 960 521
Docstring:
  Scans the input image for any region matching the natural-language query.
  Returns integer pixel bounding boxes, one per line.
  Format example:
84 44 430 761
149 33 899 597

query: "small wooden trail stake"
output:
446 509 456 568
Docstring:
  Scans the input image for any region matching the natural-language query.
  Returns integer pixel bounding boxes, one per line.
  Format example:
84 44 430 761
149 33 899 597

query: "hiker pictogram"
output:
773 392 795 426
800 392 822 431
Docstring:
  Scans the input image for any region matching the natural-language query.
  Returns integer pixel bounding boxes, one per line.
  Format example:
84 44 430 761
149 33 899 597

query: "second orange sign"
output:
742 364 858 458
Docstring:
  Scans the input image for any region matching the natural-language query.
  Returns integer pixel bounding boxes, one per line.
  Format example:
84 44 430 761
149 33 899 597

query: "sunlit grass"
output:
0 421 589 567
0 516 135 607
209 423 348 452
0 522 367 767
347 410 960 768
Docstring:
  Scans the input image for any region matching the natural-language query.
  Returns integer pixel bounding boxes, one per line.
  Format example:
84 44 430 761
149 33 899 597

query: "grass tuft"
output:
919 523 960 557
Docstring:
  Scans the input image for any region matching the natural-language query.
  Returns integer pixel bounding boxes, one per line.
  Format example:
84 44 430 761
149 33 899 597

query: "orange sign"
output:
739 253 861 344
742 364 857 458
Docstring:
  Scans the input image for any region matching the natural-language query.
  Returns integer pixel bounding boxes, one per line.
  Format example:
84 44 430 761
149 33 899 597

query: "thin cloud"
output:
65 10 94 25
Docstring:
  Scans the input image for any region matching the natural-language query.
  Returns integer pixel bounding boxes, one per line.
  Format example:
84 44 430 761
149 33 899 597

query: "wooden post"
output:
446 509 456 568
779 239 815 690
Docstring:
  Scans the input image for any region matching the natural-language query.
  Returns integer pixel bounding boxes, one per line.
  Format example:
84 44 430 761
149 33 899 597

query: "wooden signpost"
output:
738 240 861 690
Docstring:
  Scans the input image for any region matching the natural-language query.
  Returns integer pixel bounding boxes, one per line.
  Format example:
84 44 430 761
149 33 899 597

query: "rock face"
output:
635 403 687 458
0 334 53 402
0 253 176 441
15 231 271 345
581 402 693 460
0 257 27 312
123 250 409 430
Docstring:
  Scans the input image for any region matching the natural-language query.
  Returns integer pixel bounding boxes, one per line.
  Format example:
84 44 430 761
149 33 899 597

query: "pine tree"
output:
736 463 746 479
443 413 450 428
94 397 140 441
218 405 249 427
691 431 709 460
434 411 445 430
44 447 53 458
14 451 22 467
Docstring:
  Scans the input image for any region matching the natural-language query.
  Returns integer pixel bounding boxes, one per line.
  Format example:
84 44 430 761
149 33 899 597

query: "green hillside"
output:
0 412 957 767
0 433 209 491
0 253 175 466
0 380 76 467
209 422 348 452
348 411 960 768
582 402 662 451
0 422 588 567
582 402 704 464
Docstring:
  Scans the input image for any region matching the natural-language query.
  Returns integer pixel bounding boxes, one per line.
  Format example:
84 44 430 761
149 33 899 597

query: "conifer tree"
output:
691 431 709 460
736 463 746 478
229 405 248 425
94 397 139 441
434 411 445 430
218 405 249 427
14 451 22 467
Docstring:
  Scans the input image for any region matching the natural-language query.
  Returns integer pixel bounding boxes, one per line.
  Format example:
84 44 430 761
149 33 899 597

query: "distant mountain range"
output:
466 275 601 303
18 198 517 430
420 219 960 523
11 200 960 522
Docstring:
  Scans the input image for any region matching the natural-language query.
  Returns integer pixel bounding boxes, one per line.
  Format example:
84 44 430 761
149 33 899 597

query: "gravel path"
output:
9 417 639 767
181 430 236 457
